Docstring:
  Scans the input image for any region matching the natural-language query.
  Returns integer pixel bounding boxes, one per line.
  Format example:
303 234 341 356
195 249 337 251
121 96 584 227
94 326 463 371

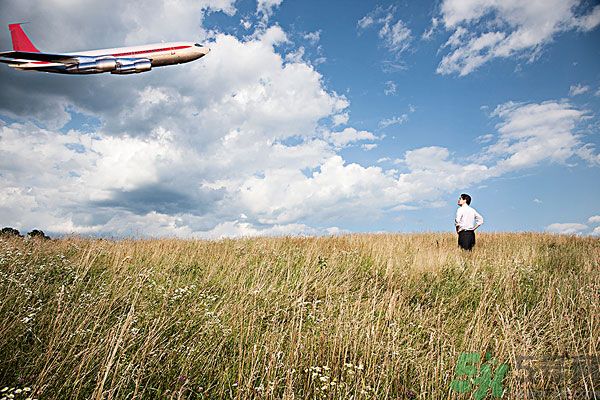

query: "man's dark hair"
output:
460 193 471 205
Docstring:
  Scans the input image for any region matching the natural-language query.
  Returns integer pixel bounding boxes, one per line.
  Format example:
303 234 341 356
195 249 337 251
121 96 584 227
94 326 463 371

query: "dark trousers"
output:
458 230 476 250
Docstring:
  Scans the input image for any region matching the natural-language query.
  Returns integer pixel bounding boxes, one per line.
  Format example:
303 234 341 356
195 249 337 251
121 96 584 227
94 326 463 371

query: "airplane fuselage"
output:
11 41 208 74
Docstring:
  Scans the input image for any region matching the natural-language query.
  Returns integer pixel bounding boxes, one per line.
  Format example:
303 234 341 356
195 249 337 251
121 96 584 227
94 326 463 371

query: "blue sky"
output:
0 0 599 237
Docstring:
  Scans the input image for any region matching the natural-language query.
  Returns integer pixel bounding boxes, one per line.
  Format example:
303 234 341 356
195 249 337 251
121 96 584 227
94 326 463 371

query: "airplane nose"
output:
192 44 210 59
197 46 210 58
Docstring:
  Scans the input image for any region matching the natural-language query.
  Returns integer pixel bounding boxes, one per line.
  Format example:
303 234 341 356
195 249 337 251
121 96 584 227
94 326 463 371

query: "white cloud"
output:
0 16 356 237
379 105 415 129
593 227 600 236
486 101 589 171
303 30 321 45
240 19 252 30
422 17 440 40
0 123 191 235
379 115 408 129
475 133 494 144
533 198 542 204
577 144 600 166
569 84 590 96
358 7 412 58
572 5 600 31
588 215 600 224
437 0 600 75
326 128 377 147
392 146 492 204
237 156 400 225
546 223 588 235
0 0 237 50
123 0 237 44
2 74 597 239
285 46 305 63
379 19 412 54
198 220 327 238
362 144 378 151
257 0 283 21
314 57 327 65
357 15 376 30
258 25 289 46
332 112 349 127
384 81 397 96
3 98 598 238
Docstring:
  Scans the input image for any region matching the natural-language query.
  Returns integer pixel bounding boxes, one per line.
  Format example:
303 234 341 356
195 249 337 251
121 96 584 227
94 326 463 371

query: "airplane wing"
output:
0 51 79 64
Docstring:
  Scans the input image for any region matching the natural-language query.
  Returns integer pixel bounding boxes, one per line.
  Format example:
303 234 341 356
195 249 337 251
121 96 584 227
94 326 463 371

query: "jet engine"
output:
112 59 152 74
67 57 117 73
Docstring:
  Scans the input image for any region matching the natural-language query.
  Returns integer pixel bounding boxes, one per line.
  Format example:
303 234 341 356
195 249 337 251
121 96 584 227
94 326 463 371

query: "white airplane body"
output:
0 24 209 74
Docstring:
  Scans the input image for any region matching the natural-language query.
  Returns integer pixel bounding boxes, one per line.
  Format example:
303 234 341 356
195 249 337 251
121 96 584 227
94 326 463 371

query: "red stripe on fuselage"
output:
110 45 191 57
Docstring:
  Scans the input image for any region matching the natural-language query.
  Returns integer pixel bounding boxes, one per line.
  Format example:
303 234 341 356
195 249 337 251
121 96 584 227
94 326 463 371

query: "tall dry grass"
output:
0 233 598 399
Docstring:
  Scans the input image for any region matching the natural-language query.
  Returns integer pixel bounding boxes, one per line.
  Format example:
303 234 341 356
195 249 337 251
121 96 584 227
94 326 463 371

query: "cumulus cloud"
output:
2 94 598 238
1 1 599 238
325 128 377 147
236 156 401 225
0 0 236 51
544 215 600 236
331 112 349 127
485 100 590 171
546 223 588 235
0 2 355 237
436 0 600 75
197 220 338 238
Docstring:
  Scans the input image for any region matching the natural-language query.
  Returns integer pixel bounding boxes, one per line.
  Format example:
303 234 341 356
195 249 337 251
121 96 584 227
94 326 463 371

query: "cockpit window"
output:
194 43 203 47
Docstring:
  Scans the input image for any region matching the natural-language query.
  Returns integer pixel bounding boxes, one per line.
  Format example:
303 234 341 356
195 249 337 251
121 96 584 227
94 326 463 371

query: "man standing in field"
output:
455 193 483 251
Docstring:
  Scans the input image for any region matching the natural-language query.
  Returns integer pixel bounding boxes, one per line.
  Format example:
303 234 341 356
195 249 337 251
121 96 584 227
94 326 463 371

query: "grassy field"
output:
0 233 598 399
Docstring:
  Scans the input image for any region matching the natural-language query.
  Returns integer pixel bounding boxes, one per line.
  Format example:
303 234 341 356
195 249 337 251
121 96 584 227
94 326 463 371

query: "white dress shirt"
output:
455 204 484 232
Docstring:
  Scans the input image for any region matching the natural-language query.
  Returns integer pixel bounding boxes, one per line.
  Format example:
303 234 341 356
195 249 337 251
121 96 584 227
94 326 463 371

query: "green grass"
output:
0 233 598 399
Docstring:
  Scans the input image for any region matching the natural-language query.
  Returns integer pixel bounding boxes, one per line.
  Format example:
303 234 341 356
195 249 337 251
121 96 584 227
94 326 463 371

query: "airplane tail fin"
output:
9 23 40 52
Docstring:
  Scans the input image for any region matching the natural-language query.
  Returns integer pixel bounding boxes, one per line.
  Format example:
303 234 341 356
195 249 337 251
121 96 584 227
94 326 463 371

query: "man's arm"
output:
455 208 462 233
474 210 484 230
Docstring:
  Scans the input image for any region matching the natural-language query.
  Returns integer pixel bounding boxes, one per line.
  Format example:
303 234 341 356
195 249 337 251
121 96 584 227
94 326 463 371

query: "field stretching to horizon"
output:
0 233 598 399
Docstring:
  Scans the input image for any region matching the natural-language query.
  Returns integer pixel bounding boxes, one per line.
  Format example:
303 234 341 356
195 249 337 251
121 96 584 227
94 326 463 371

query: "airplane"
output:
0 23 210 74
